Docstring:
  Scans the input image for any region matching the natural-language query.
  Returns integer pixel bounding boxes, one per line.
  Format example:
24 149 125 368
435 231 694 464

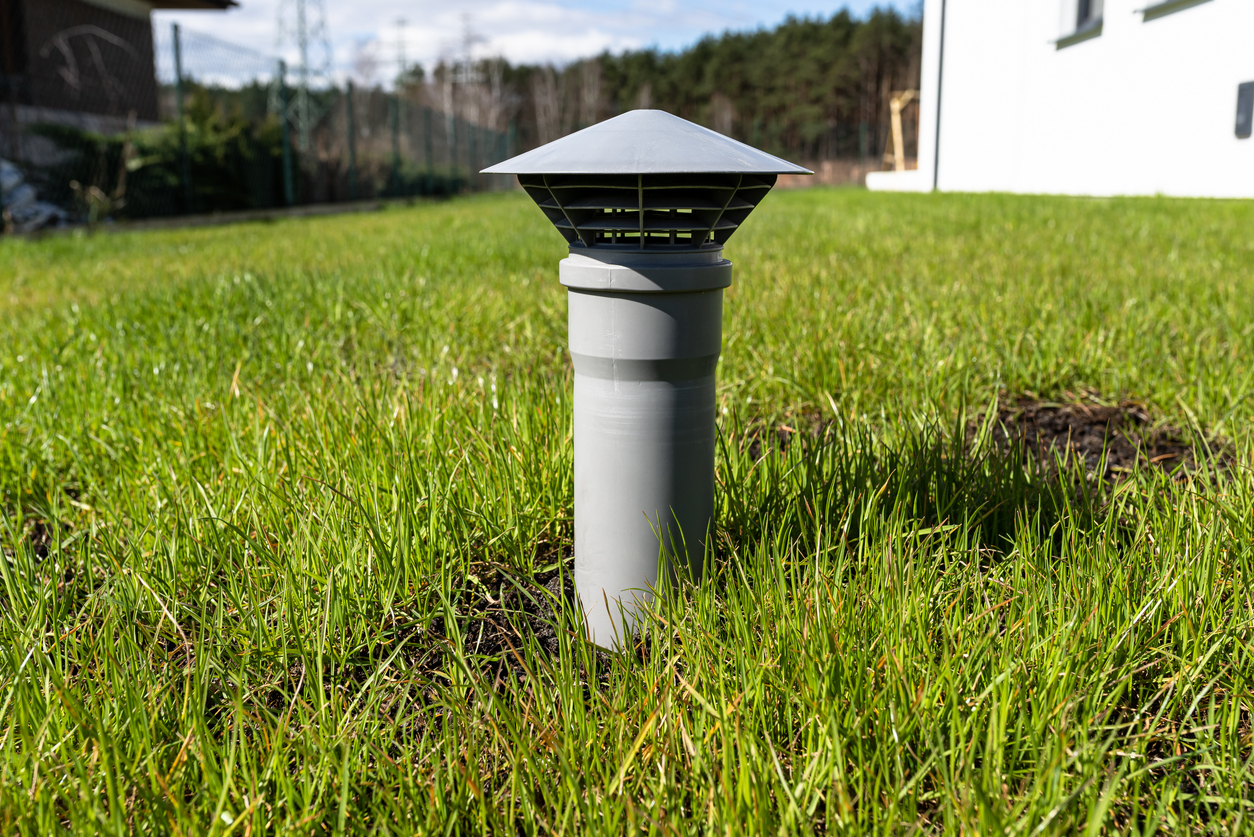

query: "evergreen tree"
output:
499 8 921 160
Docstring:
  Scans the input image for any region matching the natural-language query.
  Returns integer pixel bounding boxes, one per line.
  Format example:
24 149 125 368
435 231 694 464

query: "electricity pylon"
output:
395 18 408 82
275 0 332 153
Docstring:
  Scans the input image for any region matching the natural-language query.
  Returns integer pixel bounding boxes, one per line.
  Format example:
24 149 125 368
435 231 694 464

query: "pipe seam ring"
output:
560 260 733 294
570 352 720 382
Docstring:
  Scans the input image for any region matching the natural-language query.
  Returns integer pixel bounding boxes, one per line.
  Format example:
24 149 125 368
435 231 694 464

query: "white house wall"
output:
910 0 1254 198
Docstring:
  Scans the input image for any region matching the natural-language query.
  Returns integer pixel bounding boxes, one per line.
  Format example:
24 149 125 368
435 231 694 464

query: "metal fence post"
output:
502 124 514 190
389 93 400 193
451 115 458 184
423 105 433 194
346 80 357 200
278 60 294 206
468 123 477 191
172 23 192 213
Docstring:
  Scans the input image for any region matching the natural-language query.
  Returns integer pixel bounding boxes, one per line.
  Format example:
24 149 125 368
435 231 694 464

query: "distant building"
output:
1 0 232 146
869 0 1254 198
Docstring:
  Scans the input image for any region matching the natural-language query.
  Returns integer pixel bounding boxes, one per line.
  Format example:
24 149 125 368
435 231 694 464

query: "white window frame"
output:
1057 0 1104 49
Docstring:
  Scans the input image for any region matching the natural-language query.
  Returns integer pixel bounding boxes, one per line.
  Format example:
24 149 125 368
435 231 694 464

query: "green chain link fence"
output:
1 14 513 231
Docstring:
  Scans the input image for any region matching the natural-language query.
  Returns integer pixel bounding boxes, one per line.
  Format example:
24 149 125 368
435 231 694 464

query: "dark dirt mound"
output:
740 396 1225 482
427 557 618 690
456 571 572 666
7 517 62 559
990 395 1222 479
746 424 803 460
27 519 56 558
743 411 833 459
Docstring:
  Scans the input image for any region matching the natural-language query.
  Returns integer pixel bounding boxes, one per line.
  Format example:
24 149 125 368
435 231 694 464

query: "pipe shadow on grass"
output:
714 410 1101 560
438 410 1122 680
340 401 1222 692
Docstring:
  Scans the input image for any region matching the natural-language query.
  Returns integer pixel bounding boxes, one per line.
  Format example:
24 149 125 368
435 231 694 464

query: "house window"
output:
1238 82 1253 140
1076 0 1101 30
1057 0 1103 49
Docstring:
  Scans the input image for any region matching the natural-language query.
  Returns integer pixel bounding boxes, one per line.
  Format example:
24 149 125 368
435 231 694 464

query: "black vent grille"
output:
518 173 777 250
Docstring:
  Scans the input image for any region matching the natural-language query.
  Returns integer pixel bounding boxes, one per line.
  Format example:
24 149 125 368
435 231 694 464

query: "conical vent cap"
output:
485 110 808 250
482 109 812 175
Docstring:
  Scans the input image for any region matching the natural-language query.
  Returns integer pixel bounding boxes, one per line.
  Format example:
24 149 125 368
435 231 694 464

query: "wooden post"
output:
886 90 918 173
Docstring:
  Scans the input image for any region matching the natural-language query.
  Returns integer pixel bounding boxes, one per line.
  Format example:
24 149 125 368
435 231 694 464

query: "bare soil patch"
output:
425 552 619 690
990 394 1223 479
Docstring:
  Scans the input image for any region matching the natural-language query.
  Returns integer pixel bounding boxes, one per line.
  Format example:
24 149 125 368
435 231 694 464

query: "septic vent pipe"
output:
483 110 810 648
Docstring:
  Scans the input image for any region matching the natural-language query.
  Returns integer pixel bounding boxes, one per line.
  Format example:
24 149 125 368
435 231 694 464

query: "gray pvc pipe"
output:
561 246 731 649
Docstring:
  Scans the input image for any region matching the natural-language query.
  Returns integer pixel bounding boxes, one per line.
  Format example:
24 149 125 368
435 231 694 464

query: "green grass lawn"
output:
2 189 1253 835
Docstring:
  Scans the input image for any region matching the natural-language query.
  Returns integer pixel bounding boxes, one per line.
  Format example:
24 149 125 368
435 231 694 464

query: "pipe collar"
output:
560 246 732 294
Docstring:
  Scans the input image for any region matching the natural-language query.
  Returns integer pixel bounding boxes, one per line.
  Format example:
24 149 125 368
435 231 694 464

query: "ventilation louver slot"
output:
519 173 778 250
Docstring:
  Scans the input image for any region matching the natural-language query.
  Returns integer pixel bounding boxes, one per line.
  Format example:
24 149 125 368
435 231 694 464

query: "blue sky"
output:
154 0 917 85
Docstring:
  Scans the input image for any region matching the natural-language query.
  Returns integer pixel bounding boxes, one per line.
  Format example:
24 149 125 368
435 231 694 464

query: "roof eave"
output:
147 0 237 9
483 167 813 176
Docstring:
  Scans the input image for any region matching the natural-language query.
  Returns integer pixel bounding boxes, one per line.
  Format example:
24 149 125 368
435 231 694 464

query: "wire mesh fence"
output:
2 4 919 233
1 12 512 232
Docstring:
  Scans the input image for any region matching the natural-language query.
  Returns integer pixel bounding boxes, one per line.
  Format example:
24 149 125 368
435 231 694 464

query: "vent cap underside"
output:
522 172 777 250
